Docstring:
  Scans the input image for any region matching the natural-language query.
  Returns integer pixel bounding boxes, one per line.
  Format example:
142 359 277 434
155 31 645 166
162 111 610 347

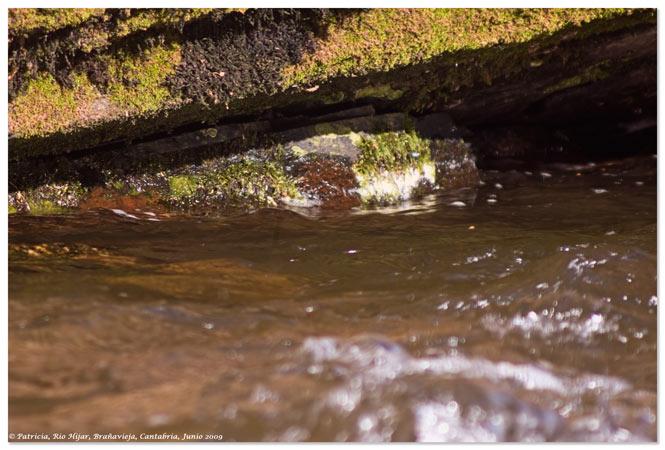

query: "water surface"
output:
9 155 657 442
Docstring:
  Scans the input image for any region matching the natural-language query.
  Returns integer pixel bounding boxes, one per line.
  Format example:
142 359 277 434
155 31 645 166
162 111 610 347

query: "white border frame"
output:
2 1 661 448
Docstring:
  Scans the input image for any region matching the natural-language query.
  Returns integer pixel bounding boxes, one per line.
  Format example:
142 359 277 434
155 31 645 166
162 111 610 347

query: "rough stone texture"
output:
8 112 479 214
7 8 656 215
8 8 656 161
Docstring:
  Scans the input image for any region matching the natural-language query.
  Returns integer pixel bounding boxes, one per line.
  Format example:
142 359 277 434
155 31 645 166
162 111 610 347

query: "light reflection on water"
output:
8 155 657 441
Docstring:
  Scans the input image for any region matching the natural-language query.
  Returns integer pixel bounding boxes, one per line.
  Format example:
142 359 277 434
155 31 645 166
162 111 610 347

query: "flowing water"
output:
8 154 657 442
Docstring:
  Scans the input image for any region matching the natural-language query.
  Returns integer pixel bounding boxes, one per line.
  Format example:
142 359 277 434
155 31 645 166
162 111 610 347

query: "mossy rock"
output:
8 116 481 213
9 182 87 215
7 8 655 160
168 175 199 199
354 130 432 177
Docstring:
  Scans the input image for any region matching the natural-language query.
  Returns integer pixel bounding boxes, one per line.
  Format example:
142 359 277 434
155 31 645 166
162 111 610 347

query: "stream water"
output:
8 154 657 442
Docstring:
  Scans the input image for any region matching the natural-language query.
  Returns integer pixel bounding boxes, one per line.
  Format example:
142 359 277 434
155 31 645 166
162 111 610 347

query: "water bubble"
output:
450 201 466 207
358 415 375 432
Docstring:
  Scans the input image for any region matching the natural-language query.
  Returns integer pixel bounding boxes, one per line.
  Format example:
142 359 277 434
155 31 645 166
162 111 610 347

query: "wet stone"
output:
284 132 365 162
289 154 361 209
8 113 480 214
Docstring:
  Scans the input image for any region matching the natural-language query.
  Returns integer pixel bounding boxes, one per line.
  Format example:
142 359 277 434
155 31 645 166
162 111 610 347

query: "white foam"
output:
111 208 139 219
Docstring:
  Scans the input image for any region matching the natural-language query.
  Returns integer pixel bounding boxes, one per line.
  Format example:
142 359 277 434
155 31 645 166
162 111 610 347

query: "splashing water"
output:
8 155 656 441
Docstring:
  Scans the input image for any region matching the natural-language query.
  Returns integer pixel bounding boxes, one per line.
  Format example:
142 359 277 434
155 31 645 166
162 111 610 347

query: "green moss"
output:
8 205 17 215
9 8 105 34
128 186 142 196
114 9 216 38
165 156 299 209
10 41 182 139
8 8 244 39
107 43 182 114
168 175 199 198
10 181 88 214
27 199 67 215
283 8 632 86
207 159 299 205
8 8 655 160
543 64 610 94
354 83 403 100
354 130 432 177
352 131 437 205
110 180 126 191
9 72 100 137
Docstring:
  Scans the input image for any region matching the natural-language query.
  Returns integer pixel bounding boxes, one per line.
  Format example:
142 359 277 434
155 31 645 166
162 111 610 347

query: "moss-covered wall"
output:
281 8 630 86
8 8 656 161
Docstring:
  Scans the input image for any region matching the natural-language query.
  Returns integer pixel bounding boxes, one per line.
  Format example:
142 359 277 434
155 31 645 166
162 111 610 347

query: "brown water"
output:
8 155 657 442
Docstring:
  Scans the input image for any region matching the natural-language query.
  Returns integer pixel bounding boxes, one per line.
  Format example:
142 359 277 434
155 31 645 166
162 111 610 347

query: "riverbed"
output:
8 154 657 442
